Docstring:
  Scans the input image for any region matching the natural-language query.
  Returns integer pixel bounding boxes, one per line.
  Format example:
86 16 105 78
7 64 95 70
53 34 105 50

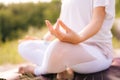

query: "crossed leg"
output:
42 40 96 73
18 40 96 76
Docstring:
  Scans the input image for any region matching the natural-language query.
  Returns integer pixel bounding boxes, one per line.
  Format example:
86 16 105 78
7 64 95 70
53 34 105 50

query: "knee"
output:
46 40 67 56
18 41 32 55
18 42 26 56
48 40 62 51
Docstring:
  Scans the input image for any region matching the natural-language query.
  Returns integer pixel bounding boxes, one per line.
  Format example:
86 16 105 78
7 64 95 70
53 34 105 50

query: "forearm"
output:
79 20 103 42
78 7 106 42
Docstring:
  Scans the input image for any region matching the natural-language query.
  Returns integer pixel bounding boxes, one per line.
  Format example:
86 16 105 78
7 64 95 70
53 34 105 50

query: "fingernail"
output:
45 20 48 23
46 20 50 23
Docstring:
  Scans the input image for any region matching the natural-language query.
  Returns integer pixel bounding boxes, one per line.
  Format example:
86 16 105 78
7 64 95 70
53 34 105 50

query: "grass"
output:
0 40 24 65
0 26 120 65
0 27 48 65
112 37 120 48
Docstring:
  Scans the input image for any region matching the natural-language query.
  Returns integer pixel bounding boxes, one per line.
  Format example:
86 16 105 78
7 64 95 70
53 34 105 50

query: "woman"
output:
18 0 115 77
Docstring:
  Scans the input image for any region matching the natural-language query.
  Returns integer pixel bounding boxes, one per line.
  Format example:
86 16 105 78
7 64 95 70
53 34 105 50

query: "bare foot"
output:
18 65 35 75
112 58 120 67
56 68 74 80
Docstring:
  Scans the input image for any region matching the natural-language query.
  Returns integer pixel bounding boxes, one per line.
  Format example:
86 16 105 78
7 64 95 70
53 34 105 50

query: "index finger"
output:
45 20 56 35
45 20 54 31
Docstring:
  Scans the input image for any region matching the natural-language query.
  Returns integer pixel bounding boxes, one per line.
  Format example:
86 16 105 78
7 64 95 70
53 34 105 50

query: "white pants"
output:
18 40 113 75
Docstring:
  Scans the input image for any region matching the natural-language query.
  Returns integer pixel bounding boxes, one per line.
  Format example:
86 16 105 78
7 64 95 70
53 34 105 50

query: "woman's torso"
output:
60 0 115 43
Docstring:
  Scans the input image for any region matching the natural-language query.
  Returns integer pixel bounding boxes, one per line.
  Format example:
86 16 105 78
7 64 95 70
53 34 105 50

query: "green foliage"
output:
116 0 120 17
0 1 61 42
43 1 61 23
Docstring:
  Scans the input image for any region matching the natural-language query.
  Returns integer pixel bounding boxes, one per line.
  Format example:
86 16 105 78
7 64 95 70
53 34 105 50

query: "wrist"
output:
78 33 86 42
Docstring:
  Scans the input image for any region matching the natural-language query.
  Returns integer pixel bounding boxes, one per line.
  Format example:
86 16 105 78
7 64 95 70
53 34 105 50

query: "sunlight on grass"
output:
112 37 120 48
0 27 48 65
0 40 24 65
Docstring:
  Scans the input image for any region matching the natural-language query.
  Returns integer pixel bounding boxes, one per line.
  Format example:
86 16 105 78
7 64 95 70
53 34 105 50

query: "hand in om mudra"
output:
45 20 82 44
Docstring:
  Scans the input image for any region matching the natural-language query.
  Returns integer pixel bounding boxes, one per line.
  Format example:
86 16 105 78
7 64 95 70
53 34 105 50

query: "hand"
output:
42 32 54 41
45 19 81 44
18 35 39 43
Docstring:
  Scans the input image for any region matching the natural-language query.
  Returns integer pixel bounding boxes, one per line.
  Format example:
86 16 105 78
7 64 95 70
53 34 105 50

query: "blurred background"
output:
0 0 120 66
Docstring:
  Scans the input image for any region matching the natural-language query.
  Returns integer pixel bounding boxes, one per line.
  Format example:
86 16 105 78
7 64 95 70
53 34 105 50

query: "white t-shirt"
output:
60 0 115 43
